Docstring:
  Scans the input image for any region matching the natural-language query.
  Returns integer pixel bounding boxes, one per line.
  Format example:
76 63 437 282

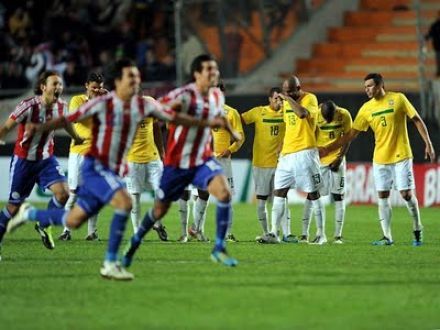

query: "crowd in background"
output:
0 0 176 89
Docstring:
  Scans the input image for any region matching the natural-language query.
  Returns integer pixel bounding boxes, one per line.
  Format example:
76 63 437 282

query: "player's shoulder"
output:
303 91 318 102
336 106 351 117
224 104 239 115
17 95 39 107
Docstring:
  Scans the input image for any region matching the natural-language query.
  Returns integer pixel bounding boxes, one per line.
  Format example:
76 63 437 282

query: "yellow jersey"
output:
241 105 285 168
353 91 417 164
69 94 93 155
126 105 161 163
316 107 352 165
212 104 244 157
281 92 319 155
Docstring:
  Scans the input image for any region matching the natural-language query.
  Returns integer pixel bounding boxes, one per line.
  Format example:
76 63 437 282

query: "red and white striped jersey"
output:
160 83 225 169
67 92 174 176
10 96 67 161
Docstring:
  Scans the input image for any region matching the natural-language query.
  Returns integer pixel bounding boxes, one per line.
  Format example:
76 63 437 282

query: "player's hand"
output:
99 88 109 95
329 158 342 172
425 143 436 162
230 129 241 143
218 149 231 158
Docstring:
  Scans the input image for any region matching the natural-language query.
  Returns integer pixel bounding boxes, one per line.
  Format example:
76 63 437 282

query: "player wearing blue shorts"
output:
121 54 241 268
0 70 82 260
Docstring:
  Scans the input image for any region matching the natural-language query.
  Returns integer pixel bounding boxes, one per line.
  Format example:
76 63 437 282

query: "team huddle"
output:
0 54 435 281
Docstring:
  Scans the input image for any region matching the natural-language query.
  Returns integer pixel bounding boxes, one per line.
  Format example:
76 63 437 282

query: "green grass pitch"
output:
0 203 439 329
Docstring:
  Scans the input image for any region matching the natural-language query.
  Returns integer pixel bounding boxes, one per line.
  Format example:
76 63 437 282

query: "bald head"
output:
282 75 301 100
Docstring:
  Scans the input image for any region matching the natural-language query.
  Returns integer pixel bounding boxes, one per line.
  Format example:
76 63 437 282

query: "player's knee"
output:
198 189 210 201
273 188 288 198
217 188 231 203
6 203 20 216
308 191 320 200
400 190 412 201
378 191 390 199
256 195 268 200
332 193 344 201
55 191 69 205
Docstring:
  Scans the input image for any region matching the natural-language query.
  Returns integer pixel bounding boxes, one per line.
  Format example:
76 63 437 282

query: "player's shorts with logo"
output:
216 157 234 194
8 155 66 204
67 152 85 190
373 158 415 191
126 160 163 194
319 159 346 196
274 148 322 193
253 167 276 196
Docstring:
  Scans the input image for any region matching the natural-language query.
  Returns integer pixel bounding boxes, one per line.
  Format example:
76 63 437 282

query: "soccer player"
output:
0 70 83 259
270 76 326 244
241 87 285 242
301 100 352 244
320 73 435 246
59 72 106 241
187 82 245 243
121 54 241 268
126 101 168 240
7 58 220 280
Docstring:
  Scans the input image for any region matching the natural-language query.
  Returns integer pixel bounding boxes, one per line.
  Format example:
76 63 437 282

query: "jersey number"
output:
140 120 146 128
380 116 387 127
329 131 335 139
270 125 279 136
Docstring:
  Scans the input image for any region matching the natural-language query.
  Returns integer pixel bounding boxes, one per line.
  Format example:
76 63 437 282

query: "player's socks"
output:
302 198 312 237
214 201 231 251
178 199 189 237
334 200 345 238
194 198 208 232
378 197 392 241
271 196 286 236
134 209 156 242
26 207 67 228
312 198 326 237
257 199 268 234
105 209 128 262
65 193 76 210
0 207 12 242
87 215 98 235
281 201 291 236
130 193 141 232
226 208 234 235
404 196 422 231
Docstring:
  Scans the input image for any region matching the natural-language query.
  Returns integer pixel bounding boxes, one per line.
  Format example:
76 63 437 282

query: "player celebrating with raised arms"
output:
121 54 241 268
0 70 83 260
320 73 435 246
7 58 224 280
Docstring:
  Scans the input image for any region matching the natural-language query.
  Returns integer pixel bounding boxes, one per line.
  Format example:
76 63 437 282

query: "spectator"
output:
425 11 440 77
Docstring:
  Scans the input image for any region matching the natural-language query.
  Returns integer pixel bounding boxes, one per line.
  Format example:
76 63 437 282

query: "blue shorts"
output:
158 158 224 202
76 157 125 217
8 155 66 204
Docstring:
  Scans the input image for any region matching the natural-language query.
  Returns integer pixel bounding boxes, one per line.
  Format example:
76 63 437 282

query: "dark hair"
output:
190 54 215 82
86 72 104 84
364 73 384 86
218 79 225 92
269 87 281 97
321 100 337 122
106 58 136 90
34 70 60 95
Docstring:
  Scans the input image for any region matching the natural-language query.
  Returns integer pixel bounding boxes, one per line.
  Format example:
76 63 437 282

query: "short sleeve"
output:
399 93 418 119
241 107 258 124
10 100 31 123
352 107 369 132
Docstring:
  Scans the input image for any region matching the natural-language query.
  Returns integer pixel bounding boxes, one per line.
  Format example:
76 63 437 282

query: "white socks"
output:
378 197 392 240
281 201 291 237
312 198 326 237
334 200 345 237
271 196 286 236
194 198 209 232
87 215 98 235
405 196 422 231
178 198 189 236
302 198 312 237
130 193 141 233
257 199 268 234
63 193 77 232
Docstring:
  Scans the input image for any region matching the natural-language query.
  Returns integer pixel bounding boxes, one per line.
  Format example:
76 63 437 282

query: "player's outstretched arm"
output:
25 116 68 138
411 114 436 162
0 118 17 145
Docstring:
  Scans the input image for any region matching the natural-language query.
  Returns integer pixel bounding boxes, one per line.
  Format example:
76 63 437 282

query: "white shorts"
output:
67 153 85 190
126 160 163 194
253 167 275 196
216 157 235 194
319 159 346 196
373 158 415 191
274 148 322 193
